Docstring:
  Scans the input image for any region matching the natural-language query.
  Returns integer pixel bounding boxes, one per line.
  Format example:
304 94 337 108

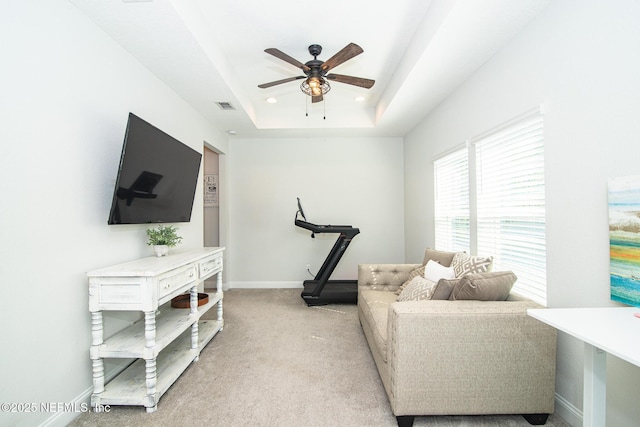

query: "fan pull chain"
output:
303 96 327 119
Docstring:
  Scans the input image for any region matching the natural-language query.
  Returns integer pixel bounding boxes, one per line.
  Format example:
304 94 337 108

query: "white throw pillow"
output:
424 259 455 282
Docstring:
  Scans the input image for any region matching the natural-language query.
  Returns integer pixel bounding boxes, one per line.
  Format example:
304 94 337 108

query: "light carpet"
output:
69 288 570 427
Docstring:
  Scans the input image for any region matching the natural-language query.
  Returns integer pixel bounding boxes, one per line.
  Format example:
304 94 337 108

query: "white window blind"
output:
474 110 546 305
434 146 470 253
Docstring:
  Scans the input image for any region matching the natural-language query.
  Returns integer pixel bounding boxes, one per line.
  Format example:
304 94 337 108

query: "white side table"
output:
528 306 640 427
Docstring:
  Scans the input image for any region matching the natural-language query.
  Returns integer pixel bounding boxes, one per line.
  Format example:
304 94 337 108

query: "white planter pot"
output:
153 245 169 257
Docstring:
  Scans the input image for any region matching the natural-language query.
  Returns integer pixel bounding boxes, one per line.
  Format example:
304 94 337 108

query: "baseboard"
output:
228 281 302 289
39 359 132 427
554 392 582 427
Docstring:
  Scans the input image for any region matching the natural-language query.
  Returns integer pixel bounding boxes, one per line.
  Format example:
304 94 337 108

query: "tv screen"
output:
107 113 202 225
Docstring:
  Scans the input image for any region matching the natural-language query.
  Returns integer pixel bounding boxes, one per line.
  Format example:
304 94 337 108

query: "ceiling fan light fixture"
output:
300 77 330 97
259 43 374 105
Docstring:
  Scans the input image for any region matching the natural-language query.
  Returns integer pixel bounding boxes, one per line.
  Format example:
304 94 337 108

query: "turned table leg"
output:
144 310 157 412
90 311 105 405
217 271 223 328
190 286 199 353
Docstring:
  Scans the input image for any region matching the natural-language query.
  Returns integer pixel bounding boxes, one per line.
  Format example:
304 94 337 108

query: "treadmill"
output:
295 198 360 306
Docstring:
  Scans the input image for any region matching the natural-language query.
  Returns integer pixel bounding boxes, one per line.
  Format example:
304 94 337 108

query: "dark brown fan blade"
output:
321 43 364 72
326 73 375 89
258 76 306 89
265 48 311 72
312 94 323 103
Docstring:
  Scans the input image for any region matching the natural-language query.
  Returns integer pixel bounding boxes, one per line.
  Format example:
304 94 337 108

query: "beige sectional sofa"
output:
357 249 557 427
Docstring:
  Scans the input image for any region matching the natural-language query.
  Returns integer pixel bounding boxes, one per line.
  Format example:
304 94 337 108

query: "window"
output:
434 107 546 305
434 146 470 253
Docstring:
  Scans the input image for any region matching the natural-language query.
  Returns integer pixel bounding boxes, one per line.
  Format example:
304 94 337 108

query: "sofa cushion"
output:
422 248 458 267
430 278 459 300
358 290 397 362
397 276 437 301
451 252 493 277
449 271 518 301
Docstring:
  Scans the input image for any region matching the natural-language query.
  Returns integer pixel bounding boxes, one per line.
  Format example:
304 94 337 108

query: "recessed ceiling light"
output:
354 96 366 102
227 130 237 135
266 97 277 104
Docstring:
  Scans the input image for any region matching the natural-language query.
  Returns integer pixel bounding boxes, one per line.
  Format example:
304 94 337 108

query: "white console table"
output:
528 306 640 427
87 247 225 412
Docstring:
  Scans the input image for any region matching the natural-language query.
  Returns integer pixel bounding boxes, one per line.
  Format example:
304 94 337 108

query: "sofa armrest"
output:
358 263 421 292
387 299 557 416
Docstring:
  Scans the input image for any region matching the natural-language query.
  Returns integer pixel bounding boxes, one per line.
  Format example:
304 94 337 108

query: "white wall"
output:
0 2 227 426
227 137 405 287
404 0 640 425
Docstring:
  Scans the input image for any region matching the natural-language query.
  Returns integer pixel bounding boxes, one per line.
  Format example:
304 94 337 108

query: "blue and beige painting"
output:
609 175 640 307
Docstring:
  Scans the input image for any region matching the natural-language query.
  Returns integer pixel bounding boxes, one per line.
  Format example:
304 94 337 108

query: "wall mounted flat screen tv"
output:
107 113 202 225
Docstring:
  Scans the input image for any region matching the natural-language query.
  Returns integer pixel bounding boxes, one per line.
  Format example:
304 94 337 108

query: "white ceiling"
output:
70 0 551 138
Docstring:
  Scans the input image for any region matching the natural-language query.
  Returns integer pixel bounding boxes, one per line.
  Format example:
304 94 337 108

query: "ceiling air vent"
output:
215 101 236 111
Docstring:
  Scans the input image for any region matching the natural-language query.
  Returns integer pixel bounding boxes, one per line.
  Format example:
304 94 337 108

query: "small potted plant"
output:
146 225 183 257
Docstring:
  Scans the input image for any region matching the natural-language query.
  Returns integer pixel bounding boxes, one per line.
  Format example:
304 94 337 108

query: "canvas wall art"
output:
204 174 218 207
608 175 640 307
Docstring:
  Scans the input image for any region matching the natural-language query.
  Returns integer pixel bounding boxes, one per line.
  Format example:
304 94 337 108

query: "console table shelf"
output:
87 247 225 413
98 320 221 408
93 295 222 359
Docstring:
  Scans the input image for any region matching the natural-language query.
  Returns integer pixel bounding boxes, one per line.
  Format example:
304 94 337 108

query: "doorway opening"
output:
203 146 220 290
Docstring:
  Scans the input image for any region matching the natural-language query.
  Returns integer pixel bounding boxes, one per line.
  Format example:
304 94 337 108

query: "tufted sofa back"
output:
357 249 462 292
357 263 421 292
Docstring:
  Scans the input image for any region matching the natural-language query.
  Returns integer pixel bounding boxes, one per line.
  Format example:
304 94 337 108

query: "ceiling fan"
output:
258 42 375 103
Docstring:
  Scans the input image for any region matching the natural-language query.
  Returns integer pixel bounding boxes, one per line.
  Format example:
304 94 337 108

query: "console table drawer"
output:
158 265 197 299
199 254 223 279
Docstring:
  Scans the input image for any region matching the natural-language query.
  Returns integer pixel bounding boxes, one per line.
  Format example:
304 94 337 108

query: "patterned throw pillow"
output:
397 276 437 301
451 252 494 278
395 265 425 295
